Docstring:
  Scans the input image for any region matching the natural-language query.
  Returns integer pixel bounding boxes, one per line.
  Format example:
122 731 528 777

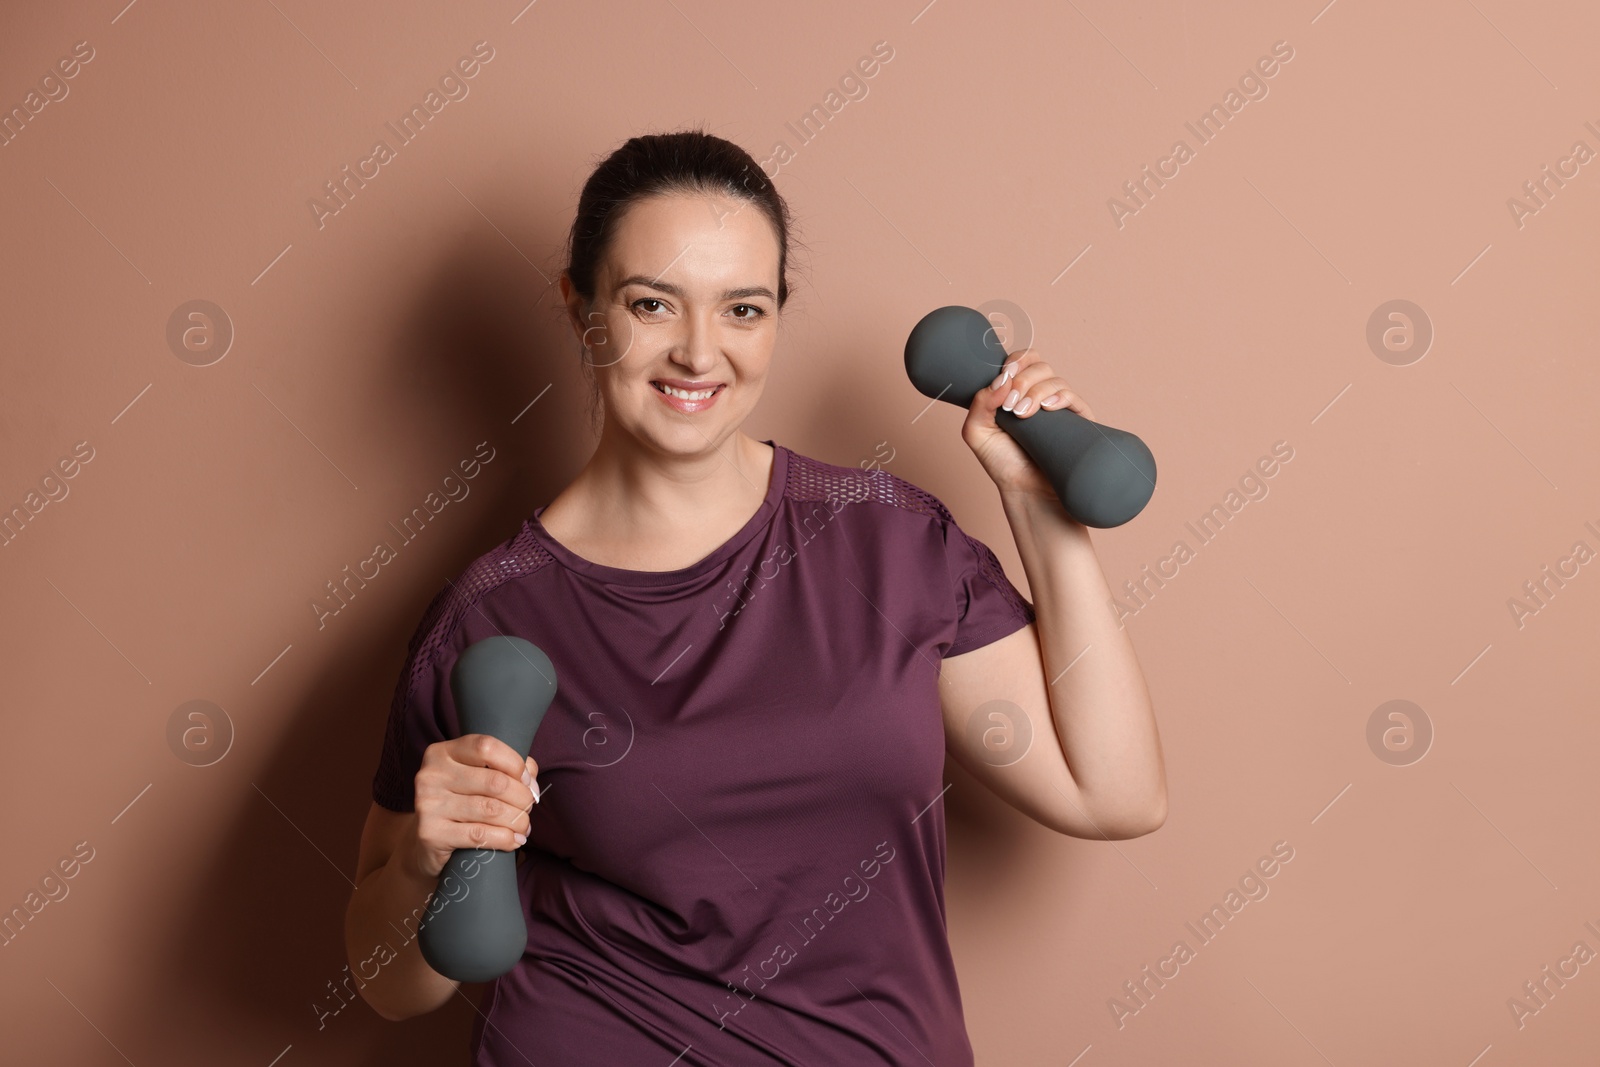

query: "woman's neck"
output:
541 431 775 571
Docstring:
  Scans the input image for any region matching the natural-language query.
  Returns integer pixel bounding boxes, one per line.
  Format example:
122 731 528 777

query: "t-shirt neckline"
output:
529 440 788 587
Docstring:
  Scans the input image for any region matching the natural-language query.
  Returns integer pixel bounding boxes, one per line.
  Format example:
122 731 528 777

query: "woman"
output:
346 129 1166 1065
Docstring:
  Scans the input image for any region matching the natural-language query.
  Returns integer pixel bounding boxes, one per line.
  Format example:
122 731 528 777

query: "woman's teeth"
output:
654 383 719 400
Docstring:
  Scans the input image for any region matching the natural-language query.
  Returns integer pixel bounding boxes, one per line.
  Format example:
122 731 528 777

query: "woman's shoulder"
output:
781 443 956 528
399 517 559 673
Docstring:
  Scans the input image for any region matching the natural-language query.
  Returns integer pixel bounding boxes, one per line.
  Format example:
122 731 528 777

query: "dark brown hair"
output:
559 128 802 424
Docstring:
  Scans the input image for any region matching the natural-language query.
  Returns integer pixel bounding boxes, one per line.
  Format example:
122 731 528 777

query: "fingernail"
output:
532 781 542 804
513 832 528 846
1014 397 1033 415
522 768 532 787
1003 388 1020 411
990 369 1007 391
1039 393 1060 409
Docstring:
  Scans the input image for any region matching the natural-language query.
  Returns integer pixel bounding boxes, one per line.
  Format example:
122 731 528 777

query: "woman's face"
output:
563 191 781 455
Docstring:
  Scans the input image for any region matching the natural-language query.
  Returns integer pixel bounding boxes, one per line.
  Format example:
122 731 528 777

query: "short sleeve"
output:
940 515 1036 657
371 584 466 813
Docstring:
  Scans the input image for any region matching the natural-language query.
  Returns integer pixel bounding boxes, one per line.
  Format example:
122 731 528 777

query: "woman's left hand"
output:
962 348 1097 500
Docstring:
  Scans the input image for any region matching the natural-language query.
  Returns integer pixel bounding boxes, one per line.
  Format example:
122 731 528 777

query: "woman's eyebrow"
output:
616 275 775 301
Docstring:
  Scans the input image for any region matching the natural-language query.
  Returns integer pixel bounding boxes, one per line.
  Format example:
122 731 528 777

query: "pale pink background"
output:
2 1 1597 1063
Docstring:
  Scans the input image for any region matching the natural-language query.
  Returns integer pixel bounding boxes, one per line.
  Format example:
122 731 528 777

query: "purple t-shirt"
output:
372 440 1036 1065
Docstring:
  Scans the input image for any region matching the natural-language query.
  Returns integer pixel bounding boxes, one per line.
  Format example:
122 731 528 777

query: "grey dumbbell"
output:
417 636 556 982
904 305 1157 528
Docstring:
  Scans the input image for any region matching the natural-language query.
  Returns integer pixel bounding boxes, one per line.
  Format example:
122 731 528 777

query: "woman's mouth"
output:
651 380 725 413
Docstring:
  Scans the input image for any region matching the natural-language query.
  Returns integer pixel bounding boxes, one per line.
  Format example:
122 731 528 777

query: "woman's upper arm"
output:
939 625 1163 840
938 623 1100 837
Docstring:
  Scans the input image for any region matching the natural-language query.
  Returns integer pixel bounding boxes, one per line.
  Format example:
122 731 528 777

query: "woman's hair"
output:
559 127 801 427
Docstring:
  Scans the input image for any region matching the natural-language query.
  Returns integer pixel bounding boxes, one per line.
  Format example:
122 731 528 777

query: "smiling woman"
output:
345 127 1162 1067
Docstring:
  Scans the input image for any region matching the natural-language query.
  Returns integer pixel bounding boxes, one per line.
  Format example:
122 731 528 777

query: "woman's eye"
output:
631 298 764 319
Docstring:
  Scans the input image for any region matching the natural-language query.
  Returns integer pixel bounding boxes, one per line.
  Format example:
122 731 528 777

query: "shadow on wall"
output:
121 215 589 1064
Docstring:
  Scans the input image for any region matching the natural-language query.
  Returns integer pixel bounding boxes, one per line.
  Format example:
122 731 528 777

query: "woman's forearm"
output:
1000 487 1168 830
343 817 463 1021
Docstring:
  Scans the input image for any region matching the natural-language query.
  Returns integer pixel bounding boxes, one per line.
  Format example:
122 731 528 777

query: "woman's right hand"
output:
405 735 540 882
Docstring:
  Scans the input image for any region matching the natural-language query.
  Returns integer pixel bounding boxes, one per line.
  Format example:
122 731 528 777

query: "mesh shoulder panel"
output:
780 449 1032 619
409 523 557 674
